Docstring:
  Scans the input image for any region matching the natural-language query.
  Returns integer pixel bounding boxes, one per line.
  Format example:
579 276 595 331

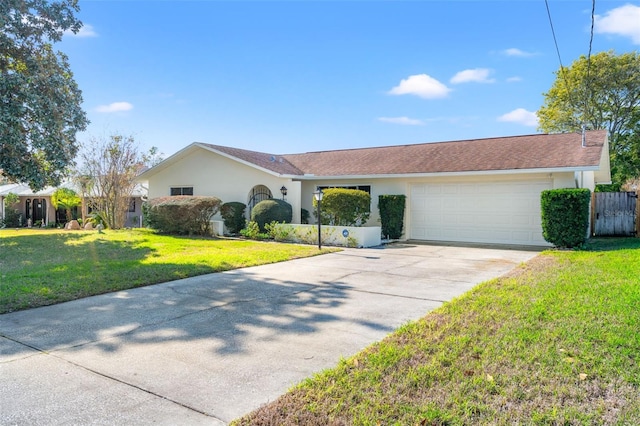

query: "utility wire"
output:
544 0 566 75
544 0 580 129
584 0 596 129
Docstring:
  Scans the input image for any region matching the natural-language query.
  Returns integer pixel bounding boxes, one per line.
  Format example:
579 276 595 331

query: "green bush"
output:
142 202 151 227
221 202 247 235
314 188 370 226
379 195 406 239
595 183 622 192
2 208 22 227
147 196 222 235
1 192 22 227
541 188 591 248
251 199 292 231
240 221 269 240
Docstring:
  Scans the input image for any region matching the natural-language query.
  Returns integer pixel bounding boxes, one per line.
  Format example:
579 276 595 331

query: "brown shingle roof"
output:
202 131 607 177
284 131 607 177
199 144 304 175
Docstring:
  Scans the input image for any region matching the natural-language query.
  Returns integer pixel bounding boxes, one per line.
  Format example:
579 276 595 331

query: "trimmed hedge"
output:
541 188 591 248
221 201 247 235
146 196 222 235
379 195 406 239
314 188 371 227
251 199 292 231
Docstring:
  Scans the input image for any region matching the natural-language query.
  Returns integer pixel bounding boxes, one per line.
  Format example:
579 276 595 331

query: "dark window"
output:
170 187 194 196
318 185 371 194
128 198 136 212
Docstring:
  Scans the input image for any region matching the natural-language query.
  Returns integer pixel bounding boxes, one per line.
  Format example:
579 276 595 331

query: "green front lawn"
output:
234 239 640 425
0 228 333 314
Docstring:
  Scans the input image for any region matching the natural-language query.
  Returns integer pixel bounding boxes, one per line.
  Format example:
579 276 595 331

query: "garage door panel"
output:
410 180 551 245
511 215 533 226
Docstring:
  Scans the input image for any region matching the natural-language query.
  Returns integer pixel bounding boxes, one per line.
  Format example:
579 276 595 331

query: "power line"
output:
544 0 578 125
584 0 596 127
544 0 597 132
544 0 566 75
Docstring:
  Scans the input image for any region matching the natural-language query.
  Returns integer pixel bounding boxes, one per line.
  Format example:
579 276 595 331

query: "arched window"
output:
247 185 273 216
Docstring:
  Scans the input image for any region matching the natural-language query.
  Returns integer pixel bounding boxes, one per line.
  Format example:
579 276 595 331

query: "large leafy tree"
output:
537 51 640 186
1 0 89 191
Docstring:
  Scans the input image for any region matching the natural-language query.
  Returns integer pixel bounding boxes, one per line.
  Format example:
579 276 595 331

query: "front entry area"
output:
410 180 552 246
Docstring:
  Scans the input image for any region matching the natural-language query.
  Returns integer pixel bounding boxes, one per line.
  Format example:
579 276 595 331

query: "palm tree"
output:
50 188 81 223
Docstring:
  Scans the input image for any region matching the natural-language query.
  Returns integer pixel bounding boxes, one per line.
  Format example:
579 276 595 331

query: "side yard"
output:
0 228 333 314
234 239 640 425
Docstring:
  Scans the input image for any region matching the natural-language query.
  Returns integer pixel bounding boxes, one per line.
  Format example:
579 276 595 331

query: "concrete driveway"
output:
0 243 539 425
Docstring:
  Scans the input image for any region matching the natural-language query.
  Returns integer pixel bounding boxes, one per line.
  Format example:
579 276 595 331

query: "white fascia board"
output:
293 166 600 181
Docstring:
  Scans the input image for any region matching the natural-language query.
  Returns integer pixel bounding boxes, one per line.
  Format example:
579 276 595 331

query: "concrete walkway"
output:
0 243 539 425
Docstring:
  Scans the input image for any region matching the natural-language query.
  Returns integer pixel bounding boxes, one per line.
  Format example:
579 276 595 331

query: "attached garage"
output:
140 130 610 247
410 180 552 246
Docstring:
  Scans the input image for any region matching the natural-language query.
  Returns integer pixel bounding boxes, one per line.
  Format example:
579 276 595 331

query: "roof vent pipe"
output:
581 124 586 148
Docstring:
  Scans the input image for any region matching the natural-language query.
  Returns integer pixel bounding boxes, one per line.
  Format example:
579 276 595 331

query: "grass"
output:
0 228 334 314
233 239 640 425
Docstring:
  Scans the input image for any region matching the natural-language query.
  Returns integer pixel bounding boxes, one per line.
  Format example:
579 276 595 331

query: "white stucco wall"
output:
145 149 300 223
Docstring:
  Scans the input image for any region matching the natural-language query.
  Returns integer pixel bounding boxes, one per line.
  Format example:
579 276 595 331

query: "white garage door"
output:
410 180 552 246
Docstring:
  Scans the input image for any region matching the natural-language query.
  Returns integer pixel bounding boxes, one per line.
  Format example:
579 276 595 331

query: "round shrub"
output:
314 188 371 226
251 199 292 231
221 201 247 235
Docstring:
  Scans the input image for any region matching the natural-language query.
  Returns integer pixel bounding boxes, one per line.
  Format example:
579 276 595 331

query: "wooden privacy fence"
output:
592 191 639 237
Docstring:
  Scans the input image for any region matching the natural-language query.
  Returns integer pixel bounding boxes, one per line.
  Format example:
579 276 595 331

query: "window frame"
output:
170 186 194 196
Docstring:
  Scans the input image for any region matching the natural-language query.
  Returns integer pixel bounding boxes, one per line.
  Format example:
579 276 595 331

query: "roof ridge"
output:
284 130 607 157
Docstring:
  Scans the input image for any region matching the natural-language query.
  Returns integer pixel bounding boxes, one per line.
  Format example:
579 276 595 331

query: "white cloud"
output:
378 116 425 126
388 74 451 99
65 24 98 38
507 76 523 83
450 68 495 84
502 48 535 57
96 102 134 113
497 108 538 127
595 4 640 44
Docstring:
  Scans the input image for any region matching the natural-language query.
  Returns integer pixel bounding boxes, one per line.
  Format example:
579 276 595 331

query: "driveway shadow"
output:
0 267 392 359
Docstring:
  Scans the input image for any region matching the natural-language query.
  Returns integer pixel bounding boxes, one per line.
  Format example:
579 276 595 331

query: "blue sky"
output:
60 1 640 158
